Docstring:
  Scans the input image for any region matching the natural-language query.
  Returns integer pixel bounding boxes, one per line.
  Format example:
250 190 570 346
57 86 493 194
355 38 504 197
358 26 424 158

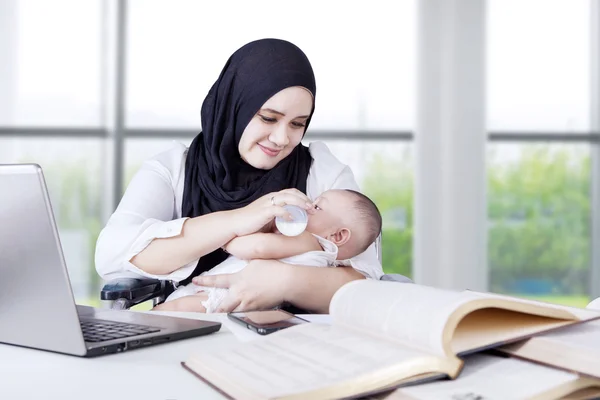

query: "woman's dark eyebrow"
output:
261 108 309 119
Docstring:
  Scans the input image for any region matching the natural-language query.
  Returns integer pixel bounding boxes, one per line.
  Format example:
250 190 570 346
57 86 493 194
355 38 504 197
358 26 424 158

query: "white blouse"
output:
94 140 383 282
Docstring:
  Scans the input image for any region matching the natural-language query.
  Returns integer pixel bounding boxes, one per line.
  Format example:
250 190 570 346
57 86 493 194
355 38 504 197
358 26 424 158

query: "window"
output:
487 0 590 132
126 0 416 130
124 138 193 186
0 0 103 126
125 0 417 280
487 0 593 306
3 1 418 304
488 143 590 305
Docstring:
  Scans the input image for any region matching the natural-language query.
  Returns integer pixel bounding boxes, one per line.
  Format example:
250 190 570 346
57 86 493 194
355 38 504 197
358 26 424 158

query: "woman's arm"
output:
95 153 202 280
283 264 365 313
95 152 241 278
130 210 238 275
194 259 365 314
95 150 315 279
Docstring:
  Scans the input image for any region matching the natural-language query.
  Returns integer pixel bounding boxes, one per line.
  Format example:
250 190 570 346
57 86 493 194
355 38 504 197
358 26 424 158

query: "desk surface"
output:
0 311 330 400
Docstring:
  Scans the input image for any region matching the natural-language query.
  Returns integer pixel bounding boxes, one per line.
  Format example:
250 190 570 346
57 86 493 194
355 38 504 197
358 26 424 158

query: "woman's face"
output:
238 86 313 170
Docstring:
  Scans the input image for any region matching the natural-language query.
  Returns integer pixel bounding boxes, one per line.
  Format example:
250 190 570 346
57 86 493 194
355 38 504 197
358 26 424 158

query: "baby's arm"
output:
224 231 322 260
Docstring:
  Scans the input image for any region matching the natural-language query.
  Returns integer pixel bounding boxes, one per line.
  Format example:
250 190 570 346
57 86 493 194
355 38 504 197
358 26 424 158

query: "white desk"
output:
0 312 330 400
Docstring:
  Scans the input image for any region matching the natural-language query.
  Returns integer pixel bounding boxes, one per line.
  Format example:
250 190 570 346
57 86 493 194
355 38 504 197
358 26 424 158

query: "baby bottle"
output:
275 205 308 236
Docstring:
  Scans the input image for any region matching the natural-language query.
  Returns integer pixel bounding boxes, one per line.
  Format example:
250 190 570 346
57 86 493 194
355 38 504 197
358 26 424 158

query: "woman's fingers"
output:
278 188 317 212
268 205 293 220
216 295 242 313
269 191 315 212
192 273 234 288
278 188 312 204
269 192 299 206
278 188 309 198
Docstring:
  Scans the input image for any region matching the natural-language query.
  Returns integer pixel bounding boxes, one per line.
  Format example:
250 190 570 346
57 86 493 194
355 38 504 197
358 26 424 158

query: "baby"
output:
153 189 382 313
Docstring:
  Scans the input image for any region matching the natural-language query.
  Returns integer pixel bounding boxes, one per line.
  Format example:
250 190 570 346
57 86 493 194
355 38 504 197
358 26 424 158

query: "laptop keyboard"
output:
80 320 161 342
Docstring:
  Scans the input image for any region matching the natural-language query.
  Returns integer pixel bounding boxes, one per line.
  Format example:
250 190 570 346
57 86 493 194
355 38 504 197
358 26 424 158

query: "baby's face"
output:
306 190 353 238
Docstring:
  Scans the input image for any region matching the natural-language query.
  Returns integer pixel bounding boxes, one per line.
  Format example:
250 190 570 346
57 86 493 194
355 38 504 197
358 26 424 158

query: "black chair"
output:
100 234 413 310
100 278 177 310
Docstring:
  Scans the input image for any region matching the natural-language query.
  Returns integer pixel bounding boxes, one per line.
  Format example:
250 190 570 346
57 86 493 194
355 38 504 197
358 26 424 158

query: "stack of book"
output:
181 280 600 400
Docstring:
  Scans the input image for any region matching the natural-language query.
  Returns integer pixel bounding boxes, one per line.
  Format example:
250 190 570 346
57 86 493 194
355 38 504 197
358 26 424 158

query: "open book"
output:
182 280 600 400
499 317 600 379
383 353 600 400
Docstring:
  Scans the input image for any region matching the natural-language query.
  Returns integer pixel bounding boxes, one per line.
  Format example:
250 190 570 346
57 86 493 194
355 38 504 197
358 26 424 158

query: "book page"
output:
186 323 450 400
563 387 600 400
330 281 588 357
330 281 480 356
587 297 600 310
542 319 600 350
500 320 600 379
386 354 583 400
467 291 600 320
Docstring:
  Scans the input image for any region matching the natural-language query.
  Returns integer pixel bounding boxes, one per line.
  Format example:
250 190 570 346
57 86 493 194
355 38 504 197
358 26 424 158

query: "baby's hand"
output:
151 293 208 313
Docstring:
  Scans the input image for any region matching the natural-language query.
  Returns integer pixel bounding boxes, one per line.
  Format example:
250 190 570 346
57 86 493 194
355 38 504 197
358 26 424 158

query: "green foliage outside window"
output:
363 144 590 297
487 145 589 296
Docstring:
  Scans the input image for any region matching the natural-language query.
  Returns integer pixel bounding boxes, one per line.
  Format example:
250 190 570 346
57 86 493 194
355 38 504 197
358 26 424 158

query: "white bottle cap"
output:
275 205 308 237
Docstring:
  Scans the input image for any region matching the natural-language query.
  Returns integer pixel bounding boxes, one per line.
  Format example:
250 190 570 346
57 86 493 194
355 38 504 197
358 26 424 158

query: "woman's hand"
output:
192 259 292 312
230 189 316 237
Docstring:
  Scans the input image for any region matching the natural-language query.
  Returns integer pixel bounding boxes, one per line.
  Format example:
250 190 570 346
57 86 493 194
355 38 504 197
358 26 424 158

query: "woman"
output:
95 38 383 314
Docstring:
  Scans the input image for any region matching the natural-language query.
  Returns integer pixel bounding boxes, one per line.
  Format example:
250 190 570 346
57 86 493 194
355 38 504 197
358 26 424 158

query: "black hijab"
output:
180 38 317 283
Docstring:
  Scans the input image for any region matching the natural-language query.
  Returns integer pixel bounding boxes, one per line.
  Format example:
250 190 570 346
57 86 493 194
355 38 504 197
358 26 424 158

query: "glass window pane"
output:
0 0 103 126
0 138 104 305
487 0 590 131
488 143 591 307
126 0 416 130
125 138 413 277
124 138 193 187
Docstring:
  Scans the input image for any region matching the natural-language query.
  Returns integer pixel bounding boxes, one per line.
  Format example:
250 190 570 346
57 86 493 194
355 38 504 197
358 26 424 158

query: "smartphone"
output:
227 309 309 335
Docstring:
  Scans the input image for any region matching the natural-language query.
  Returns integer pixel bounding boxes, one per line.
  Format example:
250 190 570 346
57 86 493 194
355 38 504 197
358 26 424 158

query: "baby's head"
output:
306 189 382 260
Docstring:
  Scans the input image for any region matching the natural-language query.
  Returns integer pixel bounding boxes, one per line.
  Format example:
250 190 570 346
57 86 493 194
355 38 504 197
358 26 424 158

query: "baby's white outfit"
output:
164 234 338 313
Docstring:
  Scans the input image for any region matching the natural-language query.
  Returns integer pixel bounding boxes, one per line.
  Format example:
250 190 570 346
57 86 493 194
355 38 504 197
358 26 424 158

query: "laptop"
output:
0 164 221 357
